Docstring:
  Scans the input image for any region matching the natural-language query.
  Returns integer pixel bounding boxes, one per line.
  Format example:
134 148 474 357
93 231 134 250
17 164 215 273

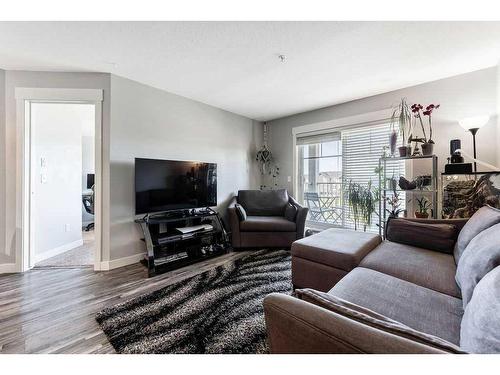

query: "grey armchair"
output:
228 189 308 249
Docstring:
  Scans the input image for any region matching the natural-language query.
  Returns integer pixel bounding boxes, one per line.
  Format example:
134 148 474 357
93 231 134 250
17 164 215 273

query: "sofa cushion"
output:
360 241 460 298
460 266 500 353
291 228 382 272
454 205 500 264
456 223 500 308
237 189 289 216
386 218 457 254
329 267 463 345
239 216 296 232
296 288 464 353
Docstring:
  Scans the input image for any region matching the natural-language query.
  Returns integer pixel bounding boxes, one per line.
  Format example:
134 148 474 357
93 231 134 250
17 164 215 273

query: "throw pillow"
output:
456 223 500 308
234 204 247 221
284 203 298 222
296 288 464 353
386 218 457 254
460 265 500 353
454 205 500 264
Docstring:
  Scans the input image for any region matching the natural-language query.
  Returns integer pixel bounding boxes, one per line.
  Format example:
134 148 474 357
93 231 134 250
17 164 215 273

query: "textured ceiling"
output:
1 21 500 121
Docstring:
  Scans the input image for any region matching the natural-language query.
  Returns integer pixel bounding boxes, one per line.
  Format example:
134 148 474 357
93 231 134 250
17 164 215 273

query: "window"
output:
296 122 404 232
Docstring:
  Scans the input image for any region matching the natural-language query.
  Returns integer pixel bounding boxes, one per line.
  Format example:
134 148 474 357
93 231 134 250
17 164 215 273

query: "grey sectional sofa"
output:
264 205 500 353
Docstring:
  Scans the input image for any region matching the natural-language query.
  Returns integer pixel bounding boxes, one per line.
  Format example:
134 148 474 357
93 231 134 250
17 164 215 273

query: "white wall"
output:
1 71 111 266
32 103 94 261
108 75 262 261
0 69 7 265
268 67 499 194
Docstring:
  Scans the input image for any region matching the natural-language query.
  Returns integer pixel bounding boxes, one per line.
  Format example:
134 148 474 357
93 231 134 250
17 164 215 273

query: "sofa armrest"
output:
227 207 241 248
289 196 308 239
263 293 453 354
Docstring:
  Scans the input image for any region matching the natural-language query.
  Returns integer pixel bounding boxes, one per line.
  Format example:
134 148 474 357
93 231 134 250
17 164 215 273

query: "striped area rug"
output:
95 250 292 353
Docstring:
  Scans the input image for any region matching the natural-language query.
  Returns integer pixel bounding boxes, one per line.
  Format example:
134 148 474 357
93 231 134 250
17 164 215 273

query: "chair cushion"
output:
296 288 464 353
234 204 247 221
386 218 457 254
360 241 460 298
329 267 463 345
284 203 297 222
237 189 289 216
239 216 296 232
454 205 500 264
460 265 500 353
456 223 500 308
291 228 382 272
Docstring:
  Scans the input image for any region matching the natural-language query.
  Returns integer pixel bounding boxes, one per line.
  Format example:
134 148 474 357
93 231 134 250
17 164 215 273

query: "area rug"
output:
95 250 292 354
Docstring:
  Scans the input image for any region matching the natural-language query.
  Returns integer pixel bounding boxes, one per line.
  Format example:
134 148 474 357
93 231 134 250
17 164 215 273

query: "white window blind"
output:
341 123 405 232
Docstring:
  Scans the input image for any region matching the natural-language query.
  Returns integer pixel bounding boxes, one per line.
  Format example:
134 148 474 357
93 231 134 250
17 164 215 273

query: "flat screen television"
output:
135 158 217 215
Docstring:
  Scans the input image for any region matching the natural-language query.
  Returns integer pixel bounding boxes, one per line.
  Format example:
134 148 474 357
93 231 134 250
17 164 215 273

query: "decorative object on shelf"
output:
390 98 412 157
458 115 490 172
345 180 379 232
389 129 398 156
398 176 416 190
410 103 440 156
415 196 431 218
415 175 432 189
398 175 432 191
442 172 500 218
256 122 280 189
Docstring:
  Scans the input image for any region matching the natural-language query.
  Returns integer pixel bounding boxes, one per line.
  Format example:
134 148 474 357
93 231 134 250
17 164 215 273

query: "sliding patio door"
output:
296 123 404 232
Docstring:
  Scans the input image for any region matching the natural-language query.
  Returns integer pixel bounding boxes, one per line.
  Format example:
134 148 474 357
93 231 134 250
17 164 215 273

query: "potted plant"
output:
410 103 440 156
384 191 404 218
345 180 379 232
415 196 431 218
391 98 412 157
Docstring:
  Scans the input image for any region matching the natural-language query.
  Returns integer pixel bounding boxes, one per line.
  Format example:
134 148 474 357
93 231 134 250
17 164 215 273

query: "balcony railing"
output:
302 182 344 226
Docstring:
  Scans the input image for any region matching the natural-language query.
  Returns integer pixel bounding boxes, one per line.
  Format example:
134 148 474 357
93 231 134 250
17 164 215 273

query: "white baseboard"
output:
34 239 84 264
98 253 145 271
0 263 18 274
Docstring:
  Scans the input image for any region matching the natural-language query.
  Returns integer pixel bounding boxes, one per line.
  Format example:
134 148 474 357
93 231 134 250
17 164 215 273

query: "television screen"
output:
135 158 217 214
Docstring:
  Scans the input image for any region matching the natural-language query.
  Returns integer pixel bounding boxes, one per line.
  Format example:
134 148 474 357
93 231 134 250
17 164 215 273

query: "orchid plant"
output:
410 103 440 144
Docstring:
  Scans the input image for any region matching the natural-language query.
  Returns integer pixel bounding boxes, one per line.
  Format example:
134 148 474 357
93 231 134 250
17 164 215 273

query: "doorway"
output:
30 103 96 268
15 88 103 272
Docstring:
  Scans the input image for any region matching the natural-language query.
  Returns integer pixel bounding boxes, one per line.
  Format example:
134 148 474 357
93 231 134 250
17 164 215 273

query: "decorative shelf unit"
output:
135 208 230 277
378 155 439 236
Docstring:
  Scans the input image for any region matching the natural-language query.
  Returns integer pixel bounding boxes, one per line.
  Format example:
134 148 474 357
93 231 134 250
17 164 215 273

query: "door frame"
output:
15 88 104 271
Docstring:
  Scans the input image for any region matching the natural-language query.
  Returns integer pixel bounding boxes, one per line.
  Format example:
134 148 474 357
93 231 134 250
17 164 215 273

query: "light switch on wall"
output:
287 176 292 182
40 157 47 168
65 224 71 232
41 174 47 184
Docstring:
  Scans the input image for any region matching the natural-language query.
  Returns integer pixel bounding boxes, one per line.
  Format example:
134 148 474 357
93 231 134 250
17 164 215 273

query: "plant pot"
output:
421 142 434 156
398 146 411 157
415 211 429 219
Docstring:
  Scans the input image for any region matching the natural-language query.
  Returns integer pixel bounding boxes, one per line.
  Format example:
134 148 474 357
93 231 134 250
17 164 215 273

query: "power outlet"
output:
65 224 71 232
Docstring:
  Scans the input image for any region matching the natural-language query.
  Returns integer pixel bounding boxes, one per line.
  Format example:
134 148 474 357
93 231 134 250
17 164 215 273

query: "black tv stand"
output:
135 208 230 277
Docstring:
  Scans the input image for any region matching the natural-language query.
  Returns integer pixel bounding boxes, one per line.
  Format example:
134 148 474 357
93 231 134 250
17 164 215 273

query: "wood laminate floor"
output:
0 251 251 354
